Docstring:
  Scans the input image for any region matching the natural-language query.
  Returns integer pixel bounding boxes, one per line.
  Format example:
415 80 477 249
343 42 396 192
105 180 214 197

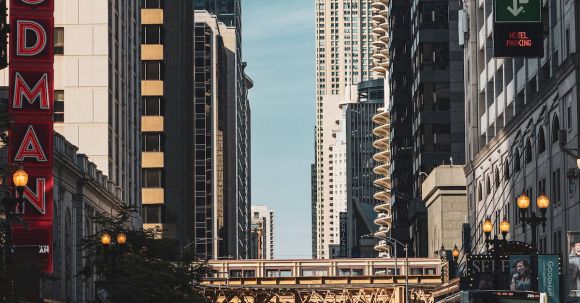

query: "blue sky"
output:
242 0 315 258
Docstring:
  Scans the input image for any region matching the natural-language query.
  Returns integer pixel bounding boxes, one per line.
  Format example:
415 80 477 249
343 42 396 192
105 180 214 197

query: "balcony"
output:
142 116 164 132
142 152 164 168
374 189 392 202
142 44 163 60
141 8 163 25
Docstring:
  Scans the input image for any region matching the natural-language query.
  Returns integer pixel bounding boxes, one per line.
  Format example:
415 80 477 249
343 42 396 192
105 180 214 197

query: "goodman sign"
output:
8 0 55 273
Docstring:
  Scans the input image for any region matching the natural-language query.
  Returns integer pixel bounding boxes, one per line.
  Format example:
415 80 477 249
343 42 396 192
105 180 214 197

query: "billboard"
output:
8 0 54 273
509 256 533 291
568 232 580 298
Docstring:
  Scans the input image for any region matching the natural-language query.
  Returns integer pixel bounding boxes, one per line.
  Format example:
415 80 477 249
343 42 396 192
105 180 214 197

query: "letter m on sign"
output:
13 72 50 109
9 70 53 114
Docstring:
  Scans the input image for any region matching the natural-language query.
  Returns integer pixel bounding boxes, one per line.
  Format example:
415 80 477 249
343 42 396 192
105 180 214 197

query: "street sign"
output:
495 0 541 23
493 23 544 57
493 0 543 57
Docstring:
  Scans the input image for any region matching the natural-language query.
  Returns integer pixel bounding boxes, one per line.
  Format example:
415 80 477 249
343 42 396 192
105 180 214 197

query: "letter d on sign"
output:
16 20 47 56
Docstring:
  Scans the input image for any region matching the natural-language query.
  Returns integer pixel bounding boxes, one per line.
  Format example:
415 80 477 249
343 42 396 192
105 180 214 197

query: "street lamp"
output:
517 192 549 250
99 231 127 301
1 167 29 253
452 245 460 262
381 237 409 303
500 218 511 239
482 217 510 251
482 217 493 239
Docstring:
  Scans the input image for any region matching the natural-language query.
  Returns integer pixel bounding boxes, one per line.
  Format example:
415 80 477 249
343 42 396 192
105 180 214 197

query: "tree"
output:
0 194 46 302
79 204 211 303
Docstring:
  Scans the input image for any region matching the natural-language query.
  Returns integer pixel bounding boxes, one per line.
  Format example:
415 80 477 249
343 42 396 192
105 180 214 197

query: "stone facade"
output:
422 165 467 258
42 134 123 302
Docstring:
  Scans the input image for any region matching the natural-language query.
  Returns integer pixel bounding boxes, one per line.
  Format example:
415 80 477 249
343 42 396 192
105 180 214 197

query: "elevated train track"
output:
200 259 443 303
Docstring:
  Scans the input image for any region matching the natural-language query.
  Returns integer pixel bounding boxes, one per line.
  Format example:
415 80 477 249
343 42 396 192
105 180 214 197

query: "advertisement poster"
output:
510 255 533 291
568 232 580 298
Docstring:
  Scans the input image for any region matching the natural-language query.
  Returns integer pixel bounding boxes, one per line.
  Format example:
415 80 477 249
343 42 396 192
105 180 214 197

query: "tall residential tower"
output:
313 0 375 259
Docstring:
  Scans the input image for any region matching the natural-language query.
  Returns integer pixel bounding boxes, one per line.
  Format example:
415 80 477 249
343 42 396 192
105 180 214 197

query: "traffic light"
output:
0 0 7 70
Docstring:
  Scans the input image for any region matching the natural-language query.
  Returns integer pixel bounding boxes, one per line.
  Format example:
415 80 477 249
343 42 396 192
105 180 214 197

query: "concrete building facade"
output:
44 134 124 302
52 0 141 209
421 165 467 258
313 0 376 259
461 0 580 296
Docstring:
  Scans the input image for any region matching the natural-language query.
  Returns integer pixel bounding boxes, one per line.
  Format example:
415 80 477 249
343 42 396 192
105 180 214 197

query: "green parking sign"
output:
495 0 541 22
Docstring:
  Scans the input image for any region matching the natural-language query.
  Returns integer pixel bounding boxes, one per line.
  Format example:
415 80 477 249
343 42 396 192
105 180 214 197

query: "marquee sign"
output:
8 0 54 273
464 253 560 299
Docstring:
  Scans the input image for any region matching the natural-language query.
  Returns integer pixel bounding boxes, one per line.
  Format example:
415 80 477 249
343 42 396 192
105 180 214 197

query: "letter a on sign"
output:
14 125 47 162
16 20 47 56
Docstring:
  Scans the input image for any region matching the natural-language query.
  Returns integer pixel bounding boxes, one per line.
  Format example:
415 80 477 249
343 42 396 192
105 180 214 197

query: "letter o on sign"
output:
21 0 47 4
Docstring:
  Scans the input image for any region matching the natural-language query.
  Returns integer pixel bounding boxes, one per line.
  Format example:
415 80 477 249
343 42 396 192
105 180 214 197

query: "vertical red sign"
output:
9 0 54 273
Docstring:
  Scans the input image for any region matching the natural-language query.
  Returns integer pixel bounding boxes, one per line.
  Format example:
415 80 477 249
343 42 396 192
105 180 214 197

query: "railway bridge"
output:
200 258 445 303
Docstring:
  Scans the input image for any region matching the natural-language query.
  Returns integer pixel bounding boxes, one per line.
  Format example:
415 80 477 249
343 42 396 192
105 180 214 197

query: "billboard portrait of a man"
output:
568 232 580 298
510 256 532 291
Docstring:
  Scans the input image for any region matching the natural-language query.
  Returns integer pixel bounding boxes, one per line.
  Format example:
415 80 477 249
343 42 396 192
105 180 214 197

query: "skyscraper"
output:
250 205 275 260
141 0 195 245
139 1 250 258
407 0 465 257
386 0 465 257
314 0 375 259
345 79 384 257
193 10 252 260
386 0 413 251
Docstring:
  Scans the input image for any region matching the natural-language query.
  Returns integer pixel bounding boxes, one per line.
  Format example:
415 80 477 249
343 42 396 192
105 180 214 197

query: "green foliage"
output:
80 204 211 303
0 202 46 303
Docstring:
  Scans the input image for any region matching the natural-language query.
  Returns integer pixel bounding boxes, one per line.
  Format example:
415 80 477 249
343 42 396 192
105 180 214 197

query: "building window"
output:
143 204 163 223
142 169 163 188
142 132 164 152
504 159 510 180
142 25 163 44
552 169 561 203
568 105 572 129
142 97 164 116
514 149 521 172
525 139 532 163
537 127 546 154
338 268 364 276
54 27 64 54
486 175 491 195
552 115 560 143
142 61 163 80
142 0 162 9
54 90 64 122
495 168 500 189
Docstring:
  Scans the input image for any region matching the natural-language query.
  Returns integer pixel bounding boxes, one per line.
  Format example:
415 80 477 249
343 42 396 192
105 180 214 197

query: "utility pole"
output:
0 0 7 70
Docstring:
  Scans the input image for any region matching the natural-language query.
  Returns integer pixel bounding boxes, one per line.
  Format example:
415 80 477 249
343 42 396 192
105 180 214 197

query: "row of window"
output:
477 115 564 202
225 267 436 278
